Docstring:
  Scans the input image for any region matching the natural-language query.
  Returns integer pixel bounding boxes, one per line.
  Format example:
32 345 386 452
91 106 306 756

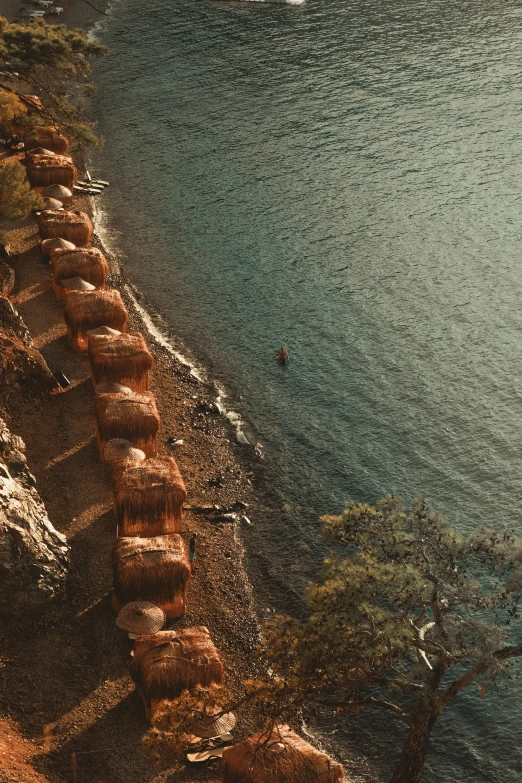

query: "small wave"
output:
91 199 253 447
87 0 120 41
215 383 251 446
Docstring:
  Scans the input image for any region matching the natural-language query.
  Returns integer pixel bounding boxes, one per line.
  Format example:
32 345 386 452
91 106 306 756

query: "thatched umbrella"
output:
41 197 63 212
54 276 96 300
188 710 236 739
112 456 187 537
63 289 128 351
112 535 191 619
27 154 77 189
222 726 345 783
23 95 44 114
95 381 133 396
52 249 109 300
41 238 76 259
88 332 153 392
104 438 146 464
25 147 55 159
51 247 108 279
88 326 122 338
38 209 92 247
116 601 166 636
129 627 224 721
94 391 159 460
43 184 73 206
26 126 69 154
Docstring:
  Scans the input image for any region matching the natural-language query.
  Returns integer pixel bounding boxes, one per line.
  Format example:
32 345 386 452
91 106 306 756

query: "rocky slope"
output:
0 417 69 614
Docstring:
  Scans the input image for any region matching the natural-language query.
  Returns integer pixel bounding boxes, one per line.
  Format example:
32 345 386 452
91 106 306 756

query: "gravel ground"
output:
0 182 264 783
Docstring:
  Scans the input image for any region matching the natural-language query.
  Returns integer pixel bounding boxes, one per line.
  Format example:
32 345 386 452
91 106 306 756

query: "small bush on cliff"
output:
0 162 43 219
0 92 28 138
0 16 108 149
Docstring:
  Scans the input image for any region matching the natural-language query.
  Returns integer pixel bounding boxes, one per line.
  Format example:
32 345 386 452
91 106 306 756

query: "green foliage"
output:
0 162 43 220
142 683 232 765
253 497 522 782
0 16 107 149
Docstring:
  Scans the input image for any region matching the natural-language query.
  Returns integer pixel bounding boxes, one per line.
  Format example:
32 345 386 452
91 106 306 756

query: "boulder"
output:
0 419 69 614
0 298 57 392
0 260 15 297
0 297 32 346
0 331 56 391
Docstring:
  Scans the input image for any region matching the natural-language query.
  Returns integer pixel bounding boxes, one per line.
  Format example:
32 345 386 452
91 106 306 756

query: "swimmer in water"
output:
275 346 289 364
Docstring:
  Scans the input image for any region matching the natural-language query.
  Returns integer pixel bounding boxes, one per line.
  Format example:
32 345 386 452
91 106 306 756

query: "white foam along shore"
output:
91 199 254 448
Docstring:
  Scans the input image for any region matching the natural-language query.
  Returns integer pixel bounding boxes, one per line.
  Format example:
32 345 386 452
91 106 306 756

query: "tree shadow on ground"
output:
36 690 225 783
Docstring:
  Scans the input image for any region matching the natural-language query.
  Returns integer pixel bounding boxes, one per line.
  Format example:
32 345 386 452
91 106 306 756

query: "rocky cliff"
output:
0 418 69 614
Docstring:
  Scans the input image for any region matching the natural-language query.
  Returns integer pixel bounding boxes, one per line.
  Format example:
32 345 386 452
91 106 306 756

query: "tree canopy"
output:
0 16 107 148
251 497 522 783
0 161 43 220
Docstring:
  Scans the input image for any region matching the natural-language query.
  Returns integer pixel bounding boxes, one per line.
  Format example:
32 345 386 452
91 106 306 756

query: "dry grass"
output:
112 535 191 618
112 456 187 536
88 332 153 392
94 391 159 459
26 154 77 189
222 726 345 783
38 209 92 247
130 627 224 707
52 248 109 300
25 126 69 154
63 289 128 351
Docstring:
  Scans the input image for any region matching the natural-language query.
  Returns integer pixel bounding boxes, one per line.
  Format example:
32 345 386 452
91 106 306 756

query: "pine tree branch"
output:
435 643 522 716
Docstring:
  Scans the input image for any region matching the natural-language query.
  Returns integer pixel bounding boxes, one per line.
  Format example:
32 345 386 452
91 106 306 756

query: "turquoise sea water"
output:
92 0 522 779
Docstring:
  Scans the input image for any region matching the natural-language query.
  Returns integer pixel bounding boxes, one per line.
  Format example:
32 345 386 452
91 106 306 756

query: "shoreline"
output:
0 184 264 783
1 6 365 782
0 19 267 777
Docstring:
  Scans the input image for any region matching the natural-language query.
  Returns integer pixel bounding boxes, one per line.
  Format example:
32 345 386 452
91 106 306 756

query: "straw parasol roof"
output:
112 456 187 536
27 154 77 189
116 601 166 635
61 277 96 292
53 249 108 299
95 382 133 396
88 326 122 337
64 289 128 351
95 391 159 459
88 332 153 392
38 209 92 246
26 147 55 159
222 726 345 783
27 126 69 154
23 95 44 114
130 627 224 703
41 198 63 211
43 184 73 200
112 535 191 618
188 710 236 739
41 238 76 258
53 248 109 286
104 438 146 464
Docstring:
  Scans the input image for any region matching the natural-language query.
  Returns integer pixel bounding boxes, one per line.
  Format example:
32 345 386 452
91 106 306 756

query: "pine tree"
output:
0 162 43 220
0 16 107 149
250 497 522 783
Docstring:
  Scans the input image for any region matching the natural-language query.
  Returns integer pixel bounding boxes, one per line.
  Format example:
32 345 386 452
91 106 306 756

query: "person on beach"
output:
275 346 289 364
189 533 197 568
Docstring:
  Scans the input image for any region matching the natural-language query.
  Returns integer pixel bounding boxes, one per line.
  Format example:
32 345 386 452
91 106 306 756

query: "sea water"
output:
92 0 522 779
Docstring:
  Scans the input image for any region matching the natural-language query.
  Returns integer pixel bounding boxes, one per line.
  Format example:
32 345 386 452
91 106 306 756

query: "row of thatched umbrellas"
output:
27 125 344 782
